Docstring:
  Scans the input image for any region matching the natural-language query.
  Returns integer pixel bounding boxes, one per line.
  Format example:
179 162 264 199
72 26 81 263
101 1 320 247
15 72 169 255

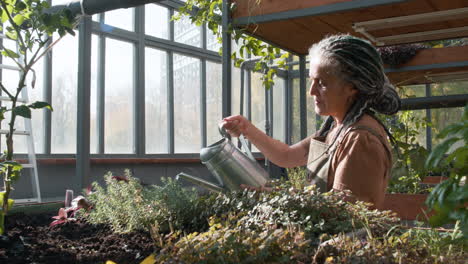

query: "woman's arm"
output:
222 115 309 168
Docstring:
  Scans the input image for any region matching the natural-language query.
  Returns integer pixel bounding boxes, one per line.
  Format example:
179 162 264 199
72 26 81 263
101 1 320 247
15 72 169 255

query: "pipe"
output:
400 94 468 110
47 0 163 16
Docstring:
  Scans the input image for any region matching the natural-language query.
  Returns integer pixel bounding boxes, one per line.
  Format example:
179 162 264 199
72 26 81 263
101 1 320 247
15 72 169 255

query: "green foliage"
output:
286 167 309 190
0 192 14 235
380 108 432 193
28 101 53 110
0 0 77 234
155 182 400 262
157 222 315 263
425 105 468 238
174 0 289 90
81 170 202 234
310 225 467 264
387 174 432 194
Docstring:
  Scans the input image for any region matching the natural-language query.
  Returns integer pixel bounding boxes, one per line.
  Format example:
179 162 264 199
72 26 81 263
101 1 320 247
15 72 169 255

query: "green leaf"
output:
12 105 31 118
28 101 53 111
13 14 25 26
2 161 23 172
445 146 468 169
15 1 27 11
437 121 466 139
1 8 8 23
1 48 19 58
425 137 460 168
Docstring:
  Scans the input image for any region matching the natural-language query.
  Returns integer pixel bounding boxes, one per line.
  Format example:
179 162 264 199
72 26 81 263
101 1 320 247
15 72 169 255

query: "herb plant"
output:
286 166 309 190
0 0 76 235
155 182 400 262
81 170 202 234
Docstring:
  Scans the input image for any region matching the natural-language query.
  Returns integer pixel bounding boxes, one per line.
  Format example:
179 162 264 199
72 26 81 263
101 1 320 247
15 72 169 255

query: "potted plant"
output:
425 104 467 238
380 110 433 220
0 0 76 234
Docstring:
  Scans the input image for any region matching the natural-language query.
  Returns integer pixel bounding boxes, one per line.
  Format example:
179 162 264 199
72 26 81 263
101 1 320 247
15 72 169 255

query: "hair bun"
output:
370 81 400 115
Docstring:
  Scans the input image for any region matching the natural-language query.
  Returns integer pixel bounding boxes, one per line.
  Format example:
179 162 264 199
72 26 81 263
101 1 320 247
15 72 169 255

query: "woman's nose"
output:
309 81 317 96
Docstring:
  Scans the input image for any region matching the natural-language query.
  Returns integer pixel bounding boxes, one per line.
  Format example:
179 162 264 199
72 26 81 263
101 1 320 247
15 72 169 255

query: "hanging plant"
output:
377 43 428 67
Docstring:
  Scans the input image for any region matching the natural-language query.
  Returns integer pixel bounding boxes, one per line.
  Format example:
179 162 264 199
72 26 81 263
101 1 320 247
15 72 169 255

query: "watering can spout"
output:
176 172 225 193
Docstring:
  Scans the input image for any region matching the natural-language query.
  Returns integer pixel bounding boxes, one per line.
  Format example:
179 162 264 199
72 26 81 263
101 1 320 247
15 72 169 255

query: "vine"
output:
174 0 290 90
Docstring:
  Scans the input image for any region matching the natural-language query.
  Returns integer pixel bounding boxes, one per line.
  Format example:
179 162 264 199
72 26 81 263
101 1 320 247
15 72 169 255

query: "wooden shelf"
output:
232 0 468 55
386 45 468 85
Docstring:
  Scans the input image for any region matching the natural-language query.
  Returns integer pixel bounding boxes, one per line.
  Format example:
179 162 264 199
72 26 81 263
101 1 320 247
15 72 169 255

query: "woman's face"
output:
309 56 357 123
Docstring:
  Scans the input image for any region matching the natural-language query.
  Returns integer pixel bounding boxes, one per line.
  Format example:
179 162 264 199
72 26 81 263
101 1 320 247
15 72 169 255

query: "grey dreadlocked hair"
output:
309 34 400 143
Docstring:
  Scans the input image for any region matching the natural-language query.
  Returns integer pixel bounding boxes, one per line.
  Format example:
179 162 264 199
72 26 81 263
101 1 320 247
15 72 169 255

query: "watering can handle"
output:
219 123 256 161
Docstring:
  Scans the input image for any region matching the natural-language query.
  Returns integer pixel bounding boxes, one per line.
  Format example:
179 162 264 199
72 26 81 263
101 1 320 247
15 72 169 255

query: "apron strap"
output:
346 125 393 161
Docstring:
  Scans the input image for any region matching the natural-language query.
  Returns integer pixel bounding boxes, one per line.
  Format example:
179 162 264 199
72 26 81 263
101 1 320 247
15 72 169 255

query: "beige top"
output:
301 114 392 209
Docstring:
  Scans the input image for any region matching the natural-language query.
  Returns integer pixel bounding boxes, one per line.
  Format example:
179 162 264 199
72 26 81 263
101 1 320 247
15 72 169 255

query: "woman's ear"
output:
345 83 358 97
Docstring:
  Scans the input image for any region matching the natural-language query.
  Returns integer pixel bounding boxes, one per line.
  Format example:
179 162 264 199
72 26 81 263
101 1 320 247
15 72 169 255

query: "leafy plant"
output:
286 166 309 190
50 207 78 227
81 170 202 234
380 107 432 193
425 104 468 238
0 0 77 235
387 174 432 194
310 224 467 264
155 183 400 262
174 0 289 90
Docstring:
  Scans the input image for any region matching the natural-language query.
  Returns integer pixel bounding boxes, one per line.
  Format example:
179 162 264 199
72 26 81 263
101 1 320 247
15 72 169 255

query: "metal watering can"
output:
176 125 269 192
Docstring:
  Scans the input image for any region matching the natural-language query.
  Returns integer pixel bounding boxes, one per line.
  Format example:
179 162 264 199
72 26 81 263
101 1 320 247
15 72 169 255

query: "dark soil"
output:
0 212 156 264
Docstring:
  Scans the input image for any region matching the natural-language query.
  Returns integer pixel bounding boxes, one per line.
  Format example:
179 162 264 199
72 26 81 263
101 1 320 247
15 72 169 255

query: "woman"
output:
222 34 400 209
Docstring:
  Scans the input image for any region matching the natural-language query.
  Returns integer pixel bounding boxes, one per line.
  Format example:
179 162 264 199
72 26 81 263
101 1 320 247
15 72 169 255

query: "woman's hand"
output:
221 115 252 138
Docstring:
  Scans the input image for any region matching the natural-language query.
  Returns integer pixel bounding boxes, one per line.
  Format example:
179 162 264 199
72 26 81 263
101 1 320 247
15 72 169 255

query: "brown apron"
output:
307 125 391 193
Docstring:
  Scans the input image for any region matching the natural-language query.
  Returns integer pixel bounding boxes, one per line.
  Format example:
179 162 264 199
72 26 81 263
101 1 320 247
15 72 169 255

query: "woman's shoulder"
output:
341 114 392 155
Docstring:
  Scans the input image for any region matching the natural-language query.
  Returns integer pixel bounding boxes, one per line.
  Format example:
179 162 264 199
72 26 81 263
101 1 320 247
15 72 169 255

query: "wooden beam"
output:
232 0 352 18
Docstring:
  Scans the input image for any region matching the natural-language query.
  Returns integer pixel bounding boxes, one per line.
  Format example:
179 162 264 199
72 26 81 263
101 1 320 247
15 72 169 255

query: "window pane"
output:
104 8 134 32
431 107 465 150
51 0 69 4
272 77 285 142
52 34 78 153
231 63 242 115
105 39 134 153
396 110 427 149
207 25 221 52
306 78 325 135
1 37 17 71
291 79 301 143
145 4 169 39
174 54 200 153
174 13 201 47
145 48 168 153
399 84 426 98
251 72 266 152
28 57 45 154
431 81 468 96
206 61 222 145
90 35 99 154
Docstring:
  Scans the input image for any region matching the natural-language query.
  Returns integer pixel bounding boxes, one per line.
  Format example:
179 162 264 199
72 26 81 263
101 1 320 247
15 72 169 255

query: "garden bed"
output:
0 211 155 264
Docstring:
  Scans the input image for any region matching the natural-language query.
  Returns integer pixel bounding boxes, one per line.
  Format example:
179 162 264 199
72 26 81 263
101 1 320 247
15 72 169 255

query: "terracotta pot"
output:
421 176 449 185
382 193 432 221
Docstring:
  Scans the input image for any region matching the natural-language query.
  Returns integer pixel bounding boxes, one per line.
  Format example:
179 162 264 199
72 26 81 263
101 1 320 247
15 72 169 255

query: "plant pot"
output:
421 176 449 185
9 201 63 215
382 193 432 221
